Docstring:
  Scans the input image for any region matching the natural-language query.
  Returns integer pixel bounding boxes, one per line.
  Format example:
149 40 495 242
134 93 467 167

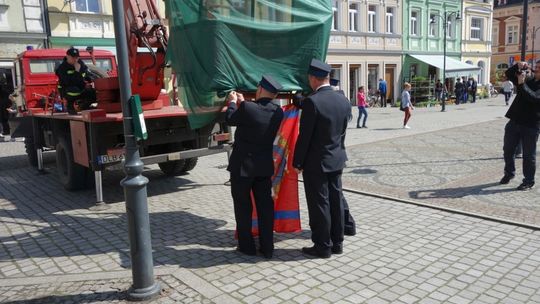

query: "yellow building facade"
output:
461 0 493 85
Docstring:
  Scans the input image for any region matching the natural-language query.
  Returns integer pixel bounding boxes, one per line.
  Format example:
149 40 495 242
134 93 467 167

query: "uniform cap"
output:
308 59 331 77
259 74 282 94
66 47 80 57
330 78 340 86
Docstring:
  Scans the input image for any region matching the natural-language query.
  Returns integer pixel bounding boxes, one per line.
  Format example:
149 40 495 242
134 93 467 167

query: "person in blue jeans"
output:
499 60 540 191
356 86 368 128
378 78 387 107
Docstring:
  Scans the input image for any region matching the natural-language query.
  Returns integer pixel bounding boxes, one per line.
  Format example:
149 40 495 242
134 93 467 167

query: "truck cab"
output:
13 48 117 114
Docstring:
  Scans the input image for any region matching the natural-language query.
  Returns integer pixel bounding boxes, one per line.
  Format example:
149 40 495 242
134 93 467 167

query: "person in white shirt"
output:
502 76 514 106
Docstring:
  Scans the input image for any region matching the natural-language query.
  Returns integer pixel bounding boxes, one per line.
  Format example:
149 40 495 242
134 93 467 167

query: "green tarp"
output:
166 0 332 128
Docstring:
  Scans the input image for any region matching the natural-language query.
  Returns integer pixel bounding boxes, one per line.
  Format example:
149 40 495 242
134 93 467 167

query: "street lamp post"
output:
533 26 540 69
431 11 461 112
111 0 160 301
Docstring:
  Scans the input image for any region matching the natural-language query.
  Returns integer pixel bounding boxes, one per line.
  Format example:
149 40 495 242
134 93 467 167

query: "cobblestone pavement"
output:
0 275 212 303
343 119 540 227
1 100 540 303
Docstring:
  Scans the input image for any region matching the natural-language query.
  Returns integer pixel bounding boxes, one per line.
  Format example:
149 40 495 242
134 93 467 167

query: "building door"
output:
384 66 395 105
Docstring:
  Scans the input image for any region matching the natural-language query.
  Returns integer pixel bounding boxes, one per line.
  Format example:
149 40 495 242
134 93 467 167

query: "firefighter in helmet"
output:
55 47 96 115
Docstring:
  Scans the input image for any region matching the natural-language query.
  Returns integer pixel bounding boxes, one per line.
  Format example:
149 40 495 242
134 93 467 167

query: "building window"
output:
471 17 483 40
0 7 8 29
332 0 340 31
492 27 498 46
446 19 454 38
368 65 379 94
429 12 438 37
349 3 359 32
497 63 508 69
507 25 518 44
410 11 419 36
386 7 394 34
74 0 100 13
368 5 376 33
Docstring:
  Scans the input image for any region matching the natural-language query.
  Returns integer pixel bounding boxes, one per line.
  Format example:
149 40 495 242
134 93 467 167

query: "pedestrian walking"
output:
499 61 540 191
435 79 444 104
401 82 414 129
462 76 468 103
356 86 368 128
502 76 514 106
293 59 351 258
226 75 284 258
378 78 388 107
468 77 478 103
454 78 464 105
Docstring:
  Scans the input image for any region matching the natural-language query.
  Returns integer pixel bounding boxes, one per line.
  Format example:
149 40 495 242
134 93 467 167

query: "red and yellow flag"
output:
250 104 301 235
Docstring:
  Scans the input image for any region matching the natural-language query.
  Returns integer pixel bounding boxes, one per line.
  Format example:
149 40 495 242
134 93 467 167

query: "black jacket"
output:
226 97 284 177
293 86 351 173
55 58 90 95
505 64 540 129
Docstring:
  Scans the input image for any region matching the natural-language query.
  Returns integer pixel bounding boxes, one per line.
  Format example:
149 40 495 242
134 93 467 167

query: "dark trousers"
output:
503 120 540 184
230 174 274 253
65 87 96 111
303 169 344 252
504 92 512 105
357 106 367 127
380 92 387 107
0 110 9 135
471 90 477 103
342 197 355 235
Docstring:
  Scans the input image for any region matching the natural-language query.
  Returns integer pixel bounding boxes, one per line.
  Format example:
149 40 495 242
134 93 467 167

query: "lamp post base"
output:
127 282 161 301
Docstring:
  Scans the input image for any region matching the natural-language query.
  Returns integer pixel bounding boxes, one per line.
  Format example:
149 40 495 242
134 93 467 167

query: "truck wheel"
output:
56 137 87 191
24 138 38 167
158 159 187 176
182 157 198 172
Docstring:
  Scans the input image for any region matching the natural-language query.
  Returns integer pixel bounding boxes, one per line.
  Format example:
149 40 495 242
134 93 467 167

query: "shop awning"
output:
409 54 481 77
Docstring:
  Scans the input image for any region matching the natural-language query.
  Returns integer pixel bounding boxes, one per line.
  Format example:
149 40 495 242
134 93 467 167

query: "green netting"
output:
165 0 332 128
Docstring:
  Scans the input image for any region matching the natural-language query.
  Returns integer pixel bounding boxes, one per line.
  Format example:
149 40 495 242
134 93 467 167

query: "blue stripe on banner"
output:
273 145 285 155
252 219 258 227
283 109 299 119
274 210 300 220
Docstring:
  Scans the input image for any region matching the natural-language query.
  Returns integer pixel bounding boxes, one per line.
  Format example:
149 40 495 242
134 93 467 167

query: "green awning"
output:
49 36 116 47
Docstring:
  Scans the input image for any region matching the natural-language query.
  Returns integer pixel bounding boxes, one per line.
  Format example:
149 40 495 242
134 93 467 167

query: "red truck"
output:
9 1 230 204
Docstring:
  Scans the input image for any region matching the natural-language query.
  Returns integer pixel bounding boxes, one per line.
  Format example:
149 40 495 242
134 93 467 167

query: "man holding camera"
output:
499 61 540 190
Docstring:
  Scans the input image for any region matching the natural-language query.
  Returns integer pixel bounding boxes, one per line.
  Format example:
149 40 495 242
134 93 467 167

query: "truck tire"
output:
56 137 87 191
24 137 38 167
182 157 198 172
158 159 186 176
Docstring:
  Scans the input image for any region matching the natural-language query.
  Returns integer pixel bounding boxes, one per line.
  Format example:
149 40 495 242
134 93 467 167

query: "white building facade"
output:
327 0 402 105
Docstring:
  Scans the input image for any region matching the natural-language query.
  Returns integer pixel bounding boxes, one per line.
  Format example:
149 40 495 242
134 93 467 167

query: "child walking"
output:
356 86 368 128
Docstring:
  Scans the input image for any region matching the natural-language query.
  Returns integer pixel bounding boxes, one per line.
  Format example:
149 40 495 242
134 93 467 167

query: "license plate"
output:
97 148 125 165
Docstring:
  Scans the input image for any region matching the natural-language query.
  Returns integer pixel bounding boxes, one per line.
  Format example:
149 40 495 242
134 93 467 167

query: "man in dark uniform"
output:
330 78 357 236
226 75 284 259
55 47 96 115
293 59 352 258
500 61 540 191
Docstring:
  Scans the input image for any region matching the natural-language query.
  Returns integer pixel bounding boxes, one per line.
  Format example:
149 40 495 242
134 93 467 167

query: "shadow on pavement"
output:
3 291 126 304
350 168 377 174
371 128 403 131
409 182 515 199
0 206 311 270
